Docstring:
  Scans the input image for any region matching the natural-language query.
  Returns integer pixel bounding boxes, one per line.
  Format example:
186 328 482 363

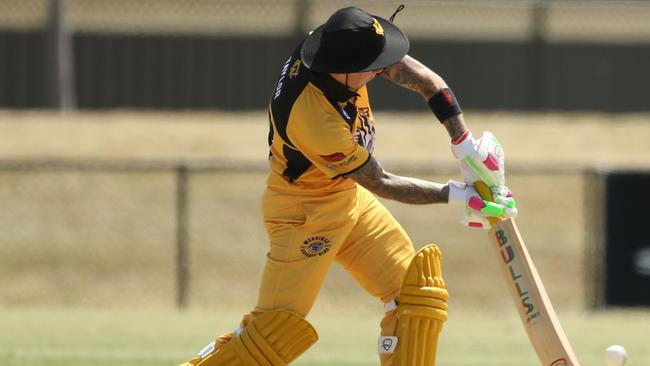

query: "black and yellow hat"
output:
300 6 409 73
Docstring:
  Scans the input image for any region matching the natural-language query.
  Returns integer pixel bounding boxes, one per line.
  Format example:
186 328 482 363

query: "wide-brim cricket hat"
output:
301 7 409 73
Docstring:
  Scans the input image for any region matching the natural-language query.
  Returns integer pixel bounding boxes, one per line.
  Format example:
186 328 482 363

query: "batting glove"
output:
447 180 517 229
451 130 505 187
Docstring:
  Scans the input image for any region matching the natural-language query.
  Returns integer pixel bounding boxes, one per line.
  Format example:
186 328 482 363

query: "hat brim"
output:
301 15 409 73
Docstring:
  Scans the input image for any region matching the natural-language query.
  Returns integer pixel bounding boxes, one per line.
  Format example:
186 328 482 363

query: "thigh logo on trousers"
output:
300 236 332 257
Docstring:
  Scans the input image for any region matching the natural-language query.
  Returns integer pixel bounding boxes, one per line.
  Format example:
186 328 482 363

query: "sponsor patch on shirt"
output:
325 154 358 170
319 152 346 162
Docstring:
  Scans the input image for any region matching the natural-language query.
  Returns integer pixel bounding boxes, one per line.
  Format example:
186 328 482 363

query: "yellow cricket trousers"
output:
255 184 414 364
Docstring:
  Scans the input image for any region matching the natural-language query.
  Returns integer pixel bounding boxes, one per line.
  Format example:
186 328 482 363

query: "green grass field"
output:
1 306 648 366
0 110 649 365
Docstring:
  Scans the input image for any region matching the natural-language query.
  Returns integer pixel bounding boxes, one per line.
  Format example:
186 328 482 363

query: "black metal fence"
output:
0 157 601 309
1 0 649 111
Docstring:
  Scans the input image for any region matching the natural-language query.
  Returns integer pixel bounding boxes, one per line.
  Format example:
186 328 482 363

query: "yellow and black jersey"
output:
267 45 376 194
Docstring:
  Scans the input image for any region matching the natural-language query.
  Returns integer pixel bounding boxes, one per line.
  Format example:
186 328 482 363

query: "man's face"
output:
331 68 384 90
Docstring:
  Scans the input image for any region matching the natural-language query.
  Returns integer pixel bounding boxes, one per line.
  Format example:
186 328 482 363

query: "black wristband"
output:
427 88 462 123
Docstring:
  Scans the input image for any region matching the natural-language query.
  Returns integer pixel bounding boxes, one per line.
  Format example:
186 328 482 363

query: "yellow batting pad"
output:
181 310 318 366
394 244 448 366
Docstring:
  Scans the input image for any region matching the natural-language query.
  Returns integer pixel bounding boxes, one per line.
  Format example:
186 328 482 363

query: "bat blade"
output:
489 218 580 366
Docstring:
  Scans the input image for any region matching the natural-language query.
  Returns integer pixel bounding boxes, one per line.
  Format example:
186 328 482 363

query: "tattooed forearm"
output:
381 55 447 100
383 55 469 140
347 157 449 204
442 115 469 142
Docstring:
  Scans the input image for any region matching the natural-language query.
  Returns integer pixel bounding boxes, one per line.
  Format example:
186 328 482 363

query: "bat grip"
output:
474 181 501 225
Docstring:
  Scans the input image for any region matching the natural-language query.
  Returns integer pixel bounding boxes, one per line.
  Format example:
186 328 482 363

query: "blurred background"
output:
0 1 649 365
2 0 650 110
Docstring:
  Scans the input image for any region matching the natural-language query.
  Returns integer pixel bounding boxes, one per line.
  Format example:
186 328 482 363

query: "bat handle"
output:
474 181 501 225
474 180 493 201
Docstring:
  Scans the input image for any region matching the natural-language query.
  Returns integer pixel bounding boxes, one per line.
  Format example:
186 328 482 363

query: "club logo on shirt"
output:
300 236 332 257
289 59 302 79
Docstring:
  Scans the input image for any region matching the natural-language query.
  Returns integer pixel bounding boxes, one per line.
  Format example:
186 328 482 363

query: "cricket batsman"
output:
179 6 516 366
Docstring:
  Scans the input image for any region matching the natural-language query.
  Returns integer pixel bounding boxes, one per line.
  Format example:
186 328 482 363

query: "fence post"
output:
528 0 548 110
176 166 190 309
294 0 310 39
45 0 76 110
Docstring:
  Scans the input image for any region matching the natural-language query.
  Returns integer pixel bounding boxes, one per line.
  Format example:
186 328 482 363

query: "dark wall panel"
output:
547 43 650 112
0 31 47 108
74 34 297 110
370 41 531 111
604 172 650 307
1 31 649 111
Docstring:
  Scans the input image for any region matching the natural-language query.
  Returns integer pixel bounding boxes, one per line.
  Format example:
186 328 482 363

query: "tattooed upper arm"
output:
381 55 446 100
345 156 388 194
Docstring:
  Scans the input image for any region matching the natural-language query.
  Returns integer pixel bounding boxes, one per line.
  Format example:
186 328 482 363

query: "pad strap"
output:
384 299 398 312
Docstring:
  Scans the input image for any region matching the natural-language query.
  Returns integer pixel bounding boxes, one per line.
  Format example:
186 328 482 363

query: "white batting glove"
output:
447 180 517 229
451 131 505 187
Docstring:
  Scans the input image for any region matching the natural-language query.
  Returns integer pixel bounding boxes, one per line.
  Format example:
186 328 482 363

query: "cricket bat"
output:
475 181 581 366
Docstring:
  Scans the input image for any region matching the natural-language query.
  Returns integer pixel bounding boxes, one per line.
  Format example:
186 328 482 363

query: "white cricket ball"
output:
604 345 627 366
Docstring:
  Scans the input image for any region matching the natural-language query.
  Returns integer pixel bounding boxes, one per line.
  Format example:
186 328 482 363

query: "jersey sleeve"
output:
287 111 370 179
